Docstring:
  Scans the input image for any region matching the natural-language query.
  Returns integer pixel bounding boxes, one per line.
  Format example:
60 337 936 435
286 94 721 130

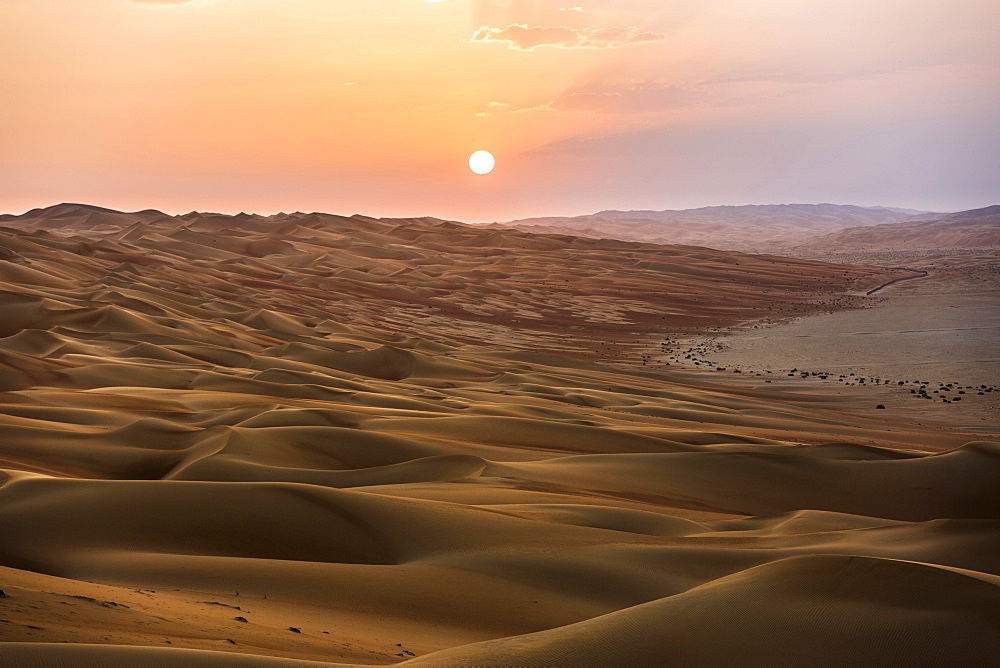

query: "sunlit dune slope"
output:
0 206 996 666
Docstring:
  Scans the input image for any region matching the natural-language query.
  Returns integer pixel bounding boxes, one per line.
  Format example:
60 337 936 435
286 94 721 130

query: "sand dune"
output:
0 206 996 665
407 556 1000 667
0 643 345 668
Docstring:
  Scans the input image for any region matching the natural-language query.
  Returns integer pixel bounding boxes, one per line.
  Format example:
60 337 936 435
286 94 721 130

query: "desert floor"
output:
676 255 1000 433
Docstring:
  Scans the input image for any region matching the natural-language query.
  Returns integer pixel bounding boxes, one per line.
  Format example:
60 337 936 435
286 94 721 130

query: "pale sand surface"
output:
682 257 999 432
0 207 997 666
699 291 998 384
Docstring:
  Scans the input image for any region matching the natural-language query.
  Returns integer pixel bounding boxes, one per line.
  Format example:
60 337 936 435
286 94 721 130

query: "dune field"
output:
0 206 998 666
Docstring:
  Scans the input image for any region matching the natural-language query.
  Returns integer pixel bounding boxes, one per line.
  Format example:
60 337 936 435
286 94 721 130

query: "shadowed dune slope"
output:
0 644 345 668
0 206 997 666
406 556 1000 667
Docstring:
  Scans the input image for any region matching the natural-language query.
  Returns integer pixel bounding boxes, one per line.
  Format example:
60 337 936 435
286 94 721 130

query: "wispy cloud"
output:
471 24 664 51
516 67 910 116
553 83 694 113
514 82 696 115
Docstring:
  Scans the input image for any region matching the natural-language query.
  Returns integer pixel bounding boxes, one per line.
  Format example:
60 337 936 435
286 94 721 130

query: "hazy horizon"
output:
2 0 998 221
1 199 960 223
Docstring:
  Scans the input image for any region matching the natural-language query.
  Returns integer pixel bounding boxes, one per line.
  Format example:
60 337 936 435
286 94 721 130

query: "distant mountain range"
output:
492 203 998 254
788 205 1000 254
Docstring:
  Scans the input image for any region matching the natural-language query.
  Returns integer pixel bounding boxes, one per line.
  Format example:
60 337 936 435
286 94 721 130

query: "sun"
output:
469 150 495 175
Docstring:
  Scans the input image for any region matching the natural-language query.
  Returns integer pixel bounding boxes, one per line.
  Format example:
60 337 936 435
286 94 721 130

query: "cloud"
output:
471 24 664 50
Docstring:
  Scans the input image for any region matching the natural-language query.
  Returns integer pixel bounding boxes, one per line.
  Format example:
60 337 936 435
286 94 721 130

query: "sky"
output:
1 0 998 221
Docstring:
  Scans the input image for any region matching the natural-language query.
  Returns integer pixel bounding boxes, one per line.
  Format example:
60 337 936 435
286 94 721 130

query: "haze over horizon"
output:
0 200 951 221
2 0 998 221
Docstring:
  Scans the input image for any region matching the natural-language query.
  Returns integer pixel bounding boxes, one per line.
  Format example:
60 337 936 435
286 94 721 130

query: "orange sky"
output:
1 0 998 220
